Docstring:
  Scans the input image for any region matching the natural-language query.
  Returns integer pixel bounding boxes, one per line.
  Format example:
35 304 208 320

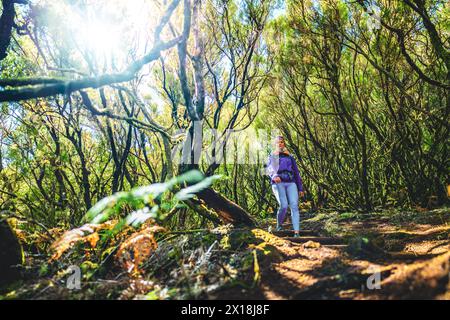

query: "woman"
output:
266 136 304 237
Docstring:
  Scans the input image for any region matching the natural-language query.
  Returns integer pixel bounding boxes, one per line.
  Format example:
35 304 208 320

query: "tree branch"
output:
0 0 186 102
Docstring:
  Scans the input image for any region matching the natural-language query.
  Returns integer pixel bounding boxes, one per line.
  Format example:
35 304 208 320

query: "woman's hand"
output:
273 176 281 183
299 191 305 198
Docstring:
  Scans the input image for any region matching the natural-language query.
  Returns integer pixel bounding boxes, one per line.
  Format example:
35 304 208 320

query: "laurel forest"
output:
0 0 449 300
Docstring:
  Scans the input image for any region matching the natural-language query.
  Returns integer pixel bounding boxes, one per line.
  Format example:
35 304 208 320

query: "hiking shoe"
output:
276 226 282 232
293 233 300 238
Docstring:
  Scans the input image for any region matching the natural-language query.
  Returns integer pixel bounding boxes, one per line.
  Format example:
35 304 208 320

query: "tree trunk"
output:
0 219 23 288
175 0 256 228
197 188 256 227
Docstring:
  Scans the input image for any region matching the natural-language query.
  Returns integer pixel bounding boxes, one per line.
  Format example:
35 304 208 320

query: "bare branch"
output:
0 0 186 102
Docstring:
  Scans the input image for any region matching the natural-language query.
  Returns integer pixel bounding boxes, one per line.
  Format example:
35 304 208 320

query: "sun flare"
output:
40 0 162 71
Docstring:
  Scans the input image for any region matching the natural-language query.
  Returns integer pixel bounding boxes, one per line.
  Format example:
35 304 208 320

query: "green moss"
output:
227 229 259 250
337 212 358 221
306 213 330 222
198 232 218 246
324 219 341 236
241 252 254 271
81 261 99 272
39 263 49 277
219 235 231 250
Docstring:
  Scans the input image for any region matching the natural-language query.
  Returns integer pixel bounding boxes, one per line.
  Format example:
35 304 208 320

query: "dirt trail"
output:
4 209 448 300
211 213 450 300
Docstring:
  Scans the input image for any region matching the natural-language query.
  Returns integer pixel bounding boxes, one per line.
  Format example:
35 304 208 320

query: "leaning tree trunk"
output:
197 188 256 227
176 130 256 227
177 126 256 227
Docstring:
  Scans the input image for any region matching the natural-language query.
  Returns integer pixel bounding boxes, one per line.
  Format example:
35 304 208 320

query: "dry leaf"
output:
115 225 166 275
50 222 113 261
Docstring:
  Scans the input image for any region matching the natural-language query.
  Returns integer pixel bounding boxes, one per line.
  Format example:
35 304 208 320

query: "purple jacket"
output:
266 152 304 192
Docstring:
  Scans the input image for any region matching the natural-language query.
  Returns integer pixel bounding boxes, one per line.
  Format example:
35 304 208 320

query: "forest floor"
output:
1 207 449 300
210 208 450 300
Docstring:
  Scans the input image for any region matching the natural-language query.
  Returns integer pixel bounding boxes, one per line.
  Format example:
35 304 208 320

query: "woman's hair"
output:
273 135 288 153
273 135 285 144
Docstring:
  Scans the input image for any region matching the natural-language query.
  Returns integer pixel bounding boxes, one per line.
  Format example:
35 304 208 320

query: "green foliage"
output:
260 0 449 210
0 0 449 300
85 170 221 229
